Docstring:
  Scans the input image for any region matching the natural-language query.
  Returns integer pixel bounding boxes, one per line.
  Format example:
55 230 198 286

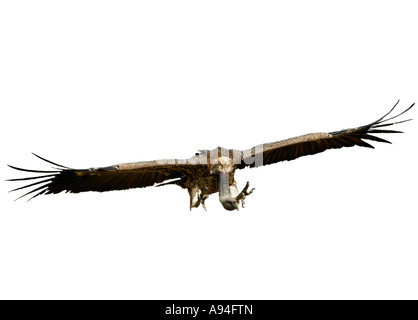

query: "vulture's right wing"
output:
7 153 206 201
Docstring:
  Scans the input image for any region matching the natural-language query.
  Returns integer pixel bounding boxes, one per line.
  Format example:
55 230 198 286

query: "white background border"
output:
1 1 417 299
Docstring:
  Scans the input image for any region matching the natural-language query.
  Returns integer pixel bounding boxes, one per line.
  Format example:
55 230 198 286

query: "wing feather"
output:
8 155 205 200
239 101 413 168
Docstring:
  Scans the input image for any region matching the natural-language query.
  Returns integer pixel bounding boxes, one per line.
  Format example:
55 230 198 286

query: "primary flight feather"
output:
7 100 414 211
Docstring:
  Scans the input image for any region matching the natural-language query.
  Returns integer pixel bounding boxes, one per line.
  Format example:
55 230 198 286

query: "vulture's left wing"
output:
239 101 414 168
7 154 205 201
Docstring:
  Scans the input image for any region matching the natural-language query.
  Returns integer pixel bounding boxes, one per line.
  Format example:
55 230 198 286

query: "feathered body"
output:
7 101 414 211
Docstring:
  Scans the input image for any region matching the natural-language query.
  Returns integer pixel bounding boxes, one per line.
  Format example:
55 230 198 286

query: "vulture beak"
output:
235 202 240 211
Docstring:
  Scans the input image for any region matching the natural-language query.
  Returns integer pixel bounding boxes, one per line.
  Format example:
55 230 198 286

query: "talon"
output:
199 192 209 211
235 182 255 208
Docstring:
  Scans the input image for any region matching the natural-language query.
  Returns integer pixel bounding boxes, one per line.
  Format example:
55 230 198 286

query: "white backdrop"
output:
0 1 417 299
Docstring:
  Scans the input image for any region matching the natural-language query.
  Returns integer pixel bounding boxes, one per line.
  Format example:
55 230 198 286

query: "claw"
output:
189 187 209 211
200 193 209 211
199 187 209 211
236 181 255 208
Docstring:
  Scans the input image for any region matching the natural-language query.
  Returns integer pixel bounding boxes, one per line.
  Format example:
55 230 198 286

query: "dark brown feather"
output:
8 155 206 200
239 101 413 168
8 101 414 201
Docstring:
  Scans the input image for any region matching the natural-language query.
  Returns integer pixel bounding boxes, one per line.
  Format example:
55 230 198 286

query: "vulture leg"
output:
235 181 255 208
189 187 203 210
189 187 209 211
199 187 209 211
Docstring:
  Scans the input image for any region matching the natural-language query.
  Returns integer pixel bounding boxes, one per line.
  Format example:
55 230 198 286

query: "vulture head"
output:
221 197 240 211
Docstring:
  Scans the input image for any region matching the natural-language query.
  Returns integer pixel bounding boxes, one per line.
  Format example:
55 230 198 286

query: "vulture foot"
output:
236 181 255 208
189 187 209 211
199 192 209 211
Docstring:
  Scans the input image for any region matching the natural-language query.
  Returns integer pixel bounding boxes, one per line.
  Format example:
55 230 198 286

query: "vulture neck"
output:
216 156 234 201
218 171 231 200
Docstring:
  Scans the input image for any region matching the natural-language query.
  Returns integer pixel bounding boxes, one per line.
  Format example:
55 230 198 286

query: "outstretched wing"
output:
239 100 414 168
7 154 204 201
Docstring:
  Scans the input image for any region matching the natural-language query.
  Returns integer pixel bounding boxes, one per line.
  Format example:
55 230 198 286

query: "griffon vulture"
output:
7 101 414 211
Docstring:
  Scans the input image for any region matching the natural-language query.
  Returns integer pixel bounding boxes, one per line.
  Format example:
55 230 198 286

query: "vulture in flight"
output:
8 101 414 211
